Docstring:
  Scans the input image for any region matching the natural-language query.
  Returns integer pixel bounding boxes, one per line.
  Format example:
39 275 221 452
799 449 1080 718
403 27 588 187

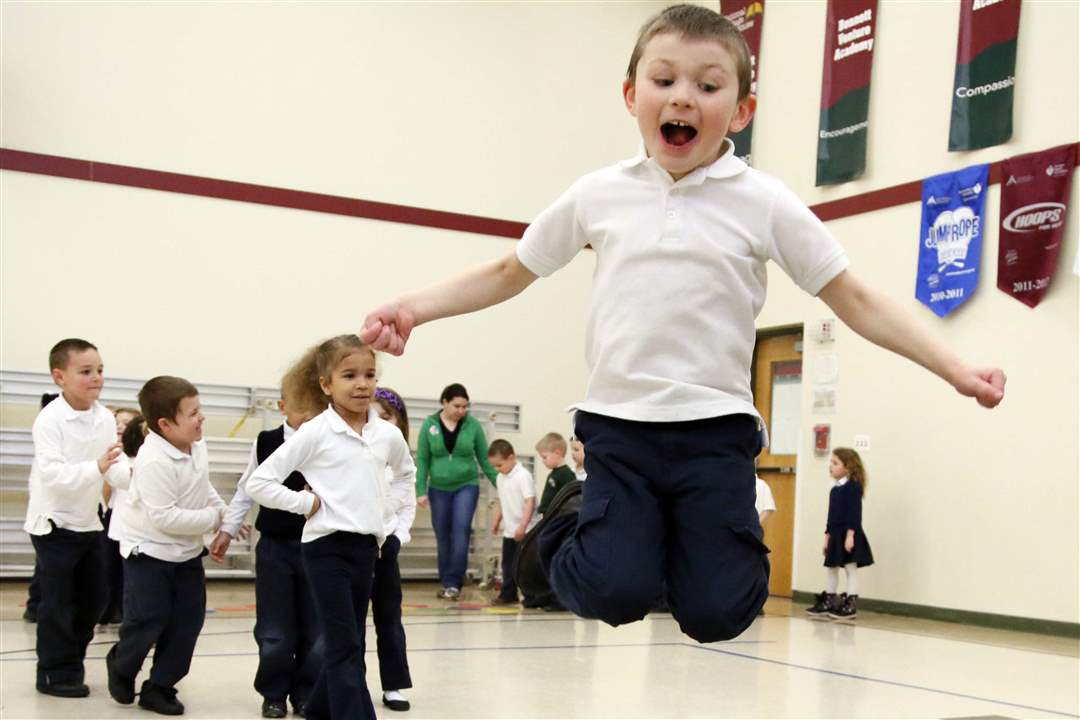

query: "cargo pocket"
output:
574 495 613 566
730 523 771 556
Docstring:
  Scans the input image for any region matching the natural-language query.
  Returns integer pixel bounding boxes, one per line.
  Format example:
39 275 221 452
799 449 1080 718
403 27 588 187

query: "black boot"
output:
514 481 583 598
138 681 185 715
829 593 858 621
805 590 838 618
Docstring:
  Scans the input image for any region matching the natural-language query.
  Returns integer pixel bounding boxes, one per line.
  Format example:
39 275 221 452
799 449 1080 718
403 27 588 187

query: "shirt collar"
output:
619 138 746 183
56 394 94 421
834 476 849 487
323 405 381 439
283 421 296 440
146 430 190 460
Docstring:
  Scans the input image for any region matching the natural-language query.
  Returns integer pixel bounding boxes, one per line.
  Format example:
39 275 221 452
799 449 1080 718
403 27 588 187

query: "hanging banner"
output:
816 0 878 186
998 143 1076 308
948 0 1021 151
720 0 765 164
916 164 990 317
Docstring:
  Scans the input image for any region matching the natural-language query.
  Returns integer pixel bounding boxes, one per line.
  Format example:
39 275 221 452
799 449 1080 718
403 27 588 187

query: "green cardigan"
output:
415 412 498 495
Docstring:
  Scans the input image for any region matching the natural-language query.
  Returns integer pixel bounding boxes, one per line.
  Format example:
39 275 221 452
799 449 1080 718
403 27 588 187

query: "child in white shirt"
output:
106 376 225 715
244 335 414 720
25 339 129 698
487 439 538 606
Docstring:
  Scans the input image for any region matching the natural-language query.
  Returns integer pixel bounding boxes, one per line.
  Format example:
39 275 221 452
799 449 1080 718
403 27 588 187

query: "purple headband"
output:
374 388 405 413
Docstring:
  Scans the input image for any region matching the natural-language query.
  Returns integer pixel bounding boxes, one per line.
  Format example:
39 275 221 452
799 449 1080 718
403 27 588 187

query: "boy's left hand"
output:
952 365 1006 408
513 526 526 542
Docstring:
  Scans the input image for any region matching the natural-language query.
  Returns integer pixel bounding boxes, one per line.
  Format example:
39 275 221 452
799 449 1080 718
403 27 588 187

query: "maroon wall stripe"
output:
0 148 529 240
2 144 1077 231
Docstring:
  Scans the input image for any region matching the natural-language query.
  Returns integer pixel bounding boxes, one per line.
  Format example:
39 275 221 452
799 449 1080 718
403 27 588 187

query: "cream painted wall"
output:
1 1 1077 622
749 1 1079 621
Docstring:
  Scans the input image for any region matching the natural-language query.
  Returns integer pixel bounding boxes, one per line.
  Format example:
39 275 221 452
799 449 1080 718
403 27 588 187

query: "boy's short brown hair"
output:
139 376 199 436
535 432 567 455
627 4 753 100
488 439 515 458
48 338 98 371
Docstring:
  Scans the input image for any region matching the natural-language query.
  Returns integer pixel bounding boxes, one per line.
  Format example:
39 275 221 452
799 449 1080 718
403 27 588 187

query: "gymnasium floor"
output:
0 581 1076 719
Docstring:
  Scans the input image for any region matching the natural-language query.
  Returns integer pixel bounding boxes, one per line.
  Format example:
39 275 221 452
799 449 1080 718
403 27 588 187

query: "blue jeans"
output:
427 484 479 589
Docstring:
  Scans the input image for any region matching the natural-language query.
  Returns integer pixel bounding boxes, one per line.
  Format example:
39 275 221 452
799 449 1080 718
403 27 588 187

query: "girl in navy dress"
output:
806 447 873 621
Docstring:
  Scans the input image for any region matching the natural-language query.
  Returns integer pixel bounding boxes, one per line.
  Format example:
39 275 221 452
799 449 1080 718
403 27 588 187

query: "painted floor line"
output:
685 642 1079 719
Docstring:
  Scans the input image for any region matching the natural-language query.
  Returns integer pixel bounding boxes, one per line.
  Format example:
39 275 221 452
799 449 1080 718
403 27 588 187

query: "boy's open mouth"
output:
661 121 697 147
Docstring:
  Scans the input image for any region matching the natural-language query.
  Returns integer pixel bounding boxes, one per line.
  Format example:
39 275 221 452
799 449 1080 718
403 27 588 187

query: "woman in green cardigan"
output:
416 383 498 600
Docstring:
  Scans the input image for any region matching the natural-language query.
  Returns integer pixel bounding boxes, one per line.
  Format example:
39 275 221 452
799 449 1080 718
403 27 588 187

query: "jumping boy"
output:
360 4 1005 642
25 339 130 697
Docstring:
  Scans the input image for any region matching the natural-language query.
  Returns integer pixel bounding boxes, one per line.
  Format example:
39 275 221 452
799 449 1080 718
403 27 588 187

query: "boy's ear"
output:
623 78 637 117
156 416 172 435
277 399 286 413
50 367 65 386
728 94 757 134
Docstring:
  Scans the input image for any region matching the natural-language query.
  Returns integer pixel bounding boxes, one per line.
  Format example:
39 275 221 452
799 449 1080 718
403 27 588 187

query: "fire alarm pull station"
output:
813 424 831 456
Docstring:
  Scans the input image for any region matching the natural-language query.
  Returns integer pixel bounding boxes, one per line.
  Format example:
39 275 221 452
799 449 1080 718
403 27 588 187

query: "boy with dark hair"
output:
487 440 537 606
362 4 1004 642
25 339 130 698
107 376 226 715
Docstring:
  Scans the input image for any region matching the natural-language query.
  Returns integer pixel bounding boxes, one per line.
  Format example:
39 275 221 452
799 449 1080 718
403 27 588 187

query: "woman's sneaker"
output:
805 591 838 619
446 587 461 600
828 593 858 621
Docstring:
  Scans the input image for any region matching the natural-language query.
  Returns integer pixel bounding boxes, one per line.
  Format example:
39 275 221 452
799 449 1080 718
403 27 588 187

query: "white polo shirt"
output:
495 461 538 539
119 433 225 562
24 395 131 535
755 476 776 515
243 406 414 545
516 140 848 424
219 421 297 539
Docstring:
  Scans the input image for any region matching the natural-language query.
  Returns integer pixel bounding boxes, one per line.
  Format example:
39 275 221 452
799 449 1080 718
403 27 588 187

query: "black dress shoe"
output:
36 680 89 698
138 681 184 715
291 702 306 717
106 645 135 704
515 480 584 597
382 693 411 711
262 699 288 718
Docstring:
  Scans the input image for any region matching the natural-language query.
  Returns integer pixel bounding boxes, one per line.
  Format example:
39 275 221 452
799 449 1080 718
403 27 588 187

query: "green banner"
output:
816 0 877 186
948 0 1021 151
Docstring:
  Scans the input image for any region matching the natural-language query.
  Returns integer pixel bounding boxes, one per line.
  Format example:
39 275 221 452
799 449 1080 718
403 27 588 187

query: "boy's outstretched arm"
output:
361 250 538 355
817 270 1005 408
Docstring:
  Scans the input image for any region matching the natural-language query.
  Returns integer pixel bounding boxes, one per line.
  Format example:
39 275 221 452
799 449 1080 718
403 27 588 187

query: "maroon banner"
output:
816 0 878 186
998 143 1076 308
720 0 765 163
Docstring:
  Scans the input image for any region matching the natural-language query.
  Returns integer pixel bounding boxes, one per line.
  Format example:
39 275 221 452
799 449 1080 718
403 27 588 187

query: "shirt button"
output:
666 210 676 219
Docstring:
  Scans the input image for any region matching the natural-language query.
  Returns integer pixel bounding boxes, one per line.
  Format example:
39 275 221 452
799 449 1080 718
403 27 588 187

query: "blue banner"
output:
916 164 989 317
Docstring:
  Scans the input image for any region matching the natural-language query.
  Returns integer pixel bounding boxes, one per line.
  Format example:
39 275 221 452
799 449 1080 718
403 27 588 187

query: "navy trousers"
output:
113 554 206 688
100 509 124 622
301 532 378 720
370 535 411 692
30 526 108 686
498 538 520 602
547 411 770 643
253 535 323 706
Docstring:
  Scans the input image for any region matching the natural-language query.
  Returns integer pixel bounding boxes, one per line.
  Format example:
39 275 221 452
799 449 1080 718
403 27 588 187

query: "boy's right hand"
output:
209 531 232 564
360 303 416 356
97 443 123 475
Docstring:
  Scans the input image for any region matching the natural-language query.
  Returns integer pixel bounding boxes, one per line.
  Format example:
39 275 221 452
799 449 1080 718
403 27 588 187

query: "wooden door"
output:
752 329 803 597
